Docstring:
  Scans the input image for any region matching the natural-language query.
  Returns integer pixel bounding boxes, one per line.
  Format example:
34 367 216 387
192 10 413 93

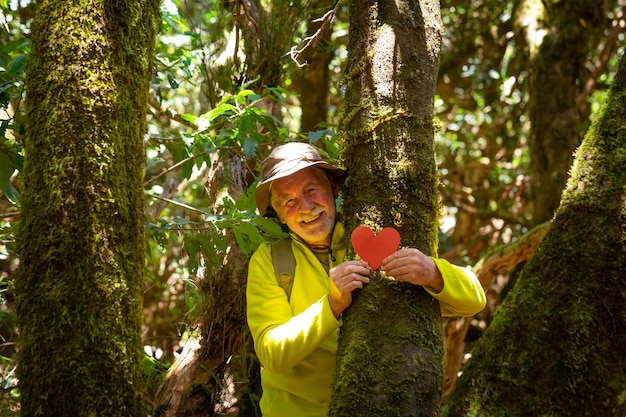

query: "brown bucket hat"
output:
255 142 344 216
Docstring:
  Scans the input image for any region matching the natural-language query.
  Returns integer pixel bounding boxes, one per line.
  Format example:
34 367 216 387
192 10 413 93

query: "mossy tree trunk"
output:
329 0 444 415
442 52 626 417
517 0 615 224
15 1 160 416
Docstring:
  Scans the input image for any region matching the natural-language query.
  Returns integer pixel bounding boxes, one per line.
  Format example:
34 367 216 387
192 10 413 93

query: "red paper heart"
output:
350 226 401 270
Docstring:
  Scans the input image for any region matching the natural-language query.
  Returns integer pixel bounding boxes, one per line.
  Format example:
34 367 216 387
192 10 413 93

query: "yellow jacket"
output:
246 223 486 417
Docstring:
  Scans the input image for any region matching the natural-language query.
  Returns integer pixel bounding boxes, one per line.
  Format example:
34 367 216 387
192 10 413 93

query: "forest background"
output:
0 0 625 415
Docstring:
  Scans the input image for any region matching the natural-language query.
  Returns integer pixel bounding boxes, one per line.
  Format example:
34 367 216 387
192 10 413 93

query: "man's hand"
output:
380 248 444 293
328 260 370 318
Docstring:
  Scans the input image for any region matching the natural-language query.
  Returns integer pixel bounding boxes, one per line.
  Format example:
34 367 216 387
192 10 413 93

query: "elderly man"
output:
246 142 485 416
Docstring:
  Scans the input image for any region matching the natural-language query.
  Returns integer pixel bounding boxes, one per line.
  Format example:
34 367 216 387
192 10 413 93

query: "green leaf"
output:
195 232 223 269
183 234 201 274
256 217 289 239
308 129 334 143
204 102 237 121
0 151 14 195
236 220 267 255
266 86 288 103
234 185 257 212
8 55 27 75
145 220 170 250
181 113 196 123
243 137 258 158
232 228 250 256
167 73 180 89
0 80 18 100
4 183 20 204
235 89 256 105
211 230 229 254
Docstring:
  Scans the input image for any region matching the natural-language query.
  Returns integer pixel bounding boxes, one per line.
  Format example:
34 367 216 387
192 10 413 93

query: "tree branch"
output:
144 152 208 187
145 193 210 216
287 1 340 68
148 98 197 130
473 221 550 287
442 221 550 398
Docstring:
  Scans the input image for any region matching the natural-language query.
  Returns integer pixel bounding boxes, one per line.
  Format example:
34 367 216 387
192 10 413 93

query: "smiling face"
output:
270 166 337 247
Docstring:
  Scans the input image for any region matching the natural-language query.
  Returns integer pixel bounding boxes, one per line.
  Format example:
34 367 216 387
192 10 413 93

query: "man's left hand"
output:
380 248 444 293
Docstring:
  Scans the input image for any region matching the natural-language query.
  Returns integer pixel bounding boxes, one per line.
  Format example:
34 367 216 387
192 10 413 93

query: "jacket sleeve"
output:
425 258 486 317
246 243 341 373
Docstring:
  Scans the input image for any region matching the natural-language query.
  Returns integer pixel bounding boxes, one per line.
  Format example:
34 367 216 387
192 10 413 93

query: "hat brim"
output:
255 161 343 216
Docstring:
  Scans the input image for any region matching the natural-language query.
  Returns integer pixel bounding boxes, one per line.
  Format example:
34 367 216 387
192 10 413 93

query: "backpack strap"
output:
271 238 296 299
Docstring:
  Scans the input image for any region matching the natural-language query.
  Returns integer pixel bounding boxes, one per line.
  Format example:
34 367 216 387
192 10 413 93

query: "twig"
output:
144 151 208 187
145 193 210 216
287 1 341 68
149 98 197 130
0 211 20 219
576 24 624 112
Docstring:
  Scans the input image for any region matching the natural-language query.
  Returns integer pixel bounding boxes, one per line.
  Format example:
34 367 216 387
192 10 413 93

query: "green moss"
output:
331 277 444 416
15 1 160 416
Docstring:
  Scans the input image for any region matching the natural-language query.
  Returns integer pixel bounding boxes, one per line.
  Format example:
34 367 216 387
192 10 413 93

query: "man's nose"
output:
299 195 315 211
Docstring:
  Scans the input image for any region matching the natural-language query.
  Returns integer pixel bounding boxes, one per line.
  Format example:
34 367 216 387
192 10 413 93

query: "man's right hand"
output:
328 260 370 318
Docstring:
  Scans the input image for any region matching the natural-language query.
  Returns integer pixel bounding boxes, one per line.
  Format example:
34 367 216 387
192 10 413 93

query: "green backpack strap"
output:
271 238 296 299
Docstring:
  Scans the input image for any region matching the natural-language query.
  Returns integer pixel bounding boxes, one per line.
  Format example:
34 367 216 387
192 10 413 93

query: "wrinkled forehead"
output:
270 166 330 199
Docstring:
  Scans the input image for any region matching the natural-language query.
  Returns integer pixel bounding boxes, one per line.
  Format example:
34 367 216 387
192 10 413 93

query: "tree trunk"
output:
14 1 160 416
329 0 444 415
517 0 615 224
292 0 336 133
238 0 304 89
442 50 626 417
154 231 254 417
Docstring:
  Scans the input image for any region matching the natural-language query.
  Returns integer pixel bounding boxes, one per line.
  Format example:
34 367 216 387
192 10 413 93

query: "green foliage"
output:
141 353 169 414
144 83 296 255
0 33 28 206
0 354 19 416
0 276 18 416
180 86 291 162
0 12 27 413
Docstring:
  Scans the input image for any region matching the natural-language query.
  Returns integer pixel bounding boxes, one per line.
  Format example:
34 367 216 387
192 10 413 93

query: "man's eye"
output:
285 199 296 207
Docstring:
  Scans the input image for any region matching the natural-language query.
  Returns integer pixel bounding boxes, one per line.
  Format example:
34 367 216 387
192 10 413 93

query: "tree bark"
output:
329 0 444 415
15 1 160 416
442 50 626 417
